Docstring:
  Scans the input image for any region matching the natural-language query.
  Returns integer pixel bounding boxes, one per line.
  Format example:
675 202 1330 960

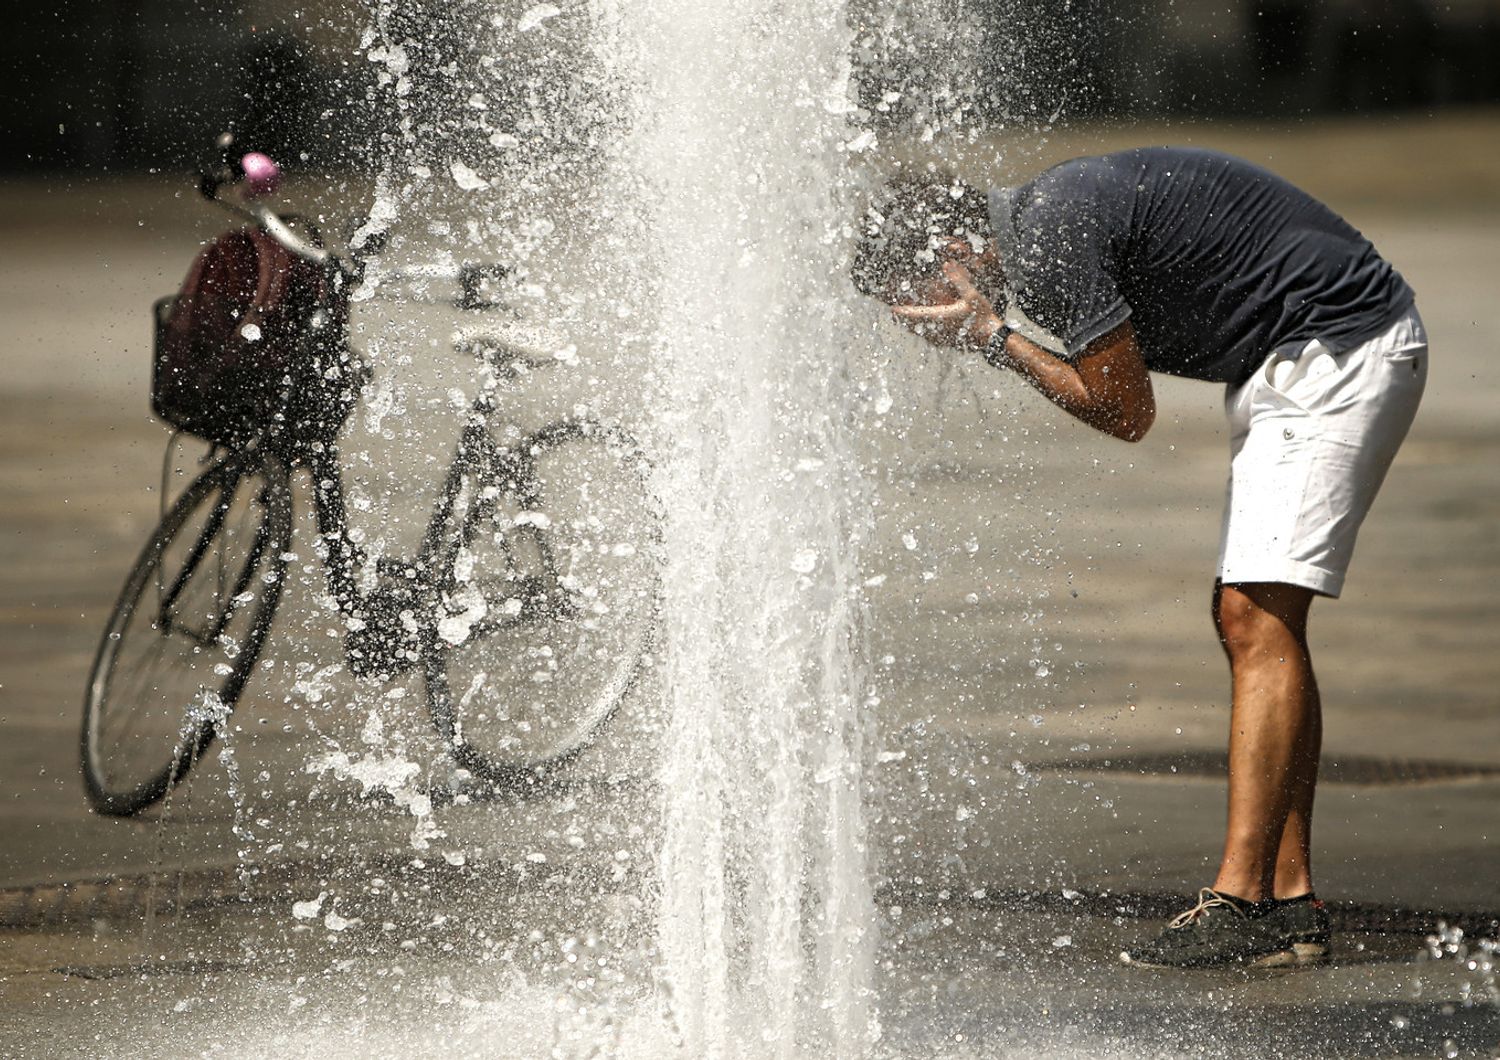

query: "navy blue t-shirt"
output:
988 147 1414 384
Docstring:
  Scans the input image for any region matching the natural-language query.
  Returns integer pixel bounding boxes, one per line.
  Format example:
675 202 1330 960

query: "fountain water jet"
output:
602 1 882 1054
167 0 890 1052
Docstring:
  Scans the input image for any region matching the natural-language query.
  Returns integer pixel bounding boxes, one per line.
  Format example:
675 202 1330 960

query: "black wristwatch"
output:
983 323 1015 369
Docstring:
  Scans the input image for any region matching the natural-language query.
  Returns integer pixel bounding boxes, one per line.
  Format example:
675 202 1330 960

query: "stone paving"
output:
2 113 1498 1055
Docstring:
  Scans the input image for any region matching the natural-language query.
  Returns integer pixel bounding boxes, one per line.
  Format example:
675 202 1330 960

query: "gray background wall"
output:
5 0 1500 172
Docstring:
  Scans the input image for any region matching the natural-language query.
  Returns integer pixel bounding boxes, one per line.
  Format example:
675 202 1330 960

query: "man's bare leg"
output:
1210 581 1320 903
1271 686 1321 900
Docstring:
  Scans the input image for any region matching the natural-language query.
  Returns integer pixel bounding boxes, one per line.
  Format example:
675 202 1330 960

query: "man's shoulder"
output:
1008 154 1136 233
1048 146 1266 183
1026 147 1309 224
1002 145 1270 252
1018 149 1169 207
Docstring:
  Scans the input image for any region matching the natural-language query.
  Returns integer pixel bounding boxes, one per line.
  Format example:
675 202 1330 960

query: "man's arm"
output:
991 321 1156 443
891 261 1155 442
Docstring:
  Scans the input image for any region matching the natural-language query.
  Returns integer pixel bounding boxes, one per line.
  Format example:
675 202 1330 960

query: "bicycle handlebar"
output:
197 135 338 272
249 202 336 268
239 152 282 198
196 135 513 304
198 133 279 201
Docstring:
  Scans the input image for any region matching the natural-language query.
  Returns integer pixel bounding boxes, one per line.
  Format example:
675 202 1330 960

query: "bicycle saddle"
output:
451 321 578 370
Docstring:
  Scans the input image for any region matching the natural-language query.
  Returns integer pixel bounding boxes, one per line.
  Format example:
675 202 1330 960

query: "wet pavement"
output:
3 112 1499 1056
3 884 1496 1058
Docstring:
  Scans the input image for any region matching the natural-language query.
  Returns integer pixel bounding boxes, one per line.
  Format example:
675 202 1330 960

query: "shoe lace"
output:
1168 888 1242 929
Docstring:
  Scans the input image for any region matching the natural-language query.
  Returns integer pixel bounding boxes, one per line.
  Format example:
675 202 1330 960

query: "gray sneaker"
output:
1257 893 1332 967
1120 888 1290 968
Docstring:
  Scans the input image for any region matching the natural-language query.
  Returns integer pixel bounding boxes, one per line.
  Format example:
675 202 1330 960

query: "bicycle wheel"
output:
81 452 292 816
423 418 661 786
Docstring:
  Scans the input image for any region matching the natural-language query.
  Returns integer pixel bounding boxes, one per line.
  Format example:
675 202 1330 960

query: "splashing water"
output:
610 1 882 1054
343 0 884 1053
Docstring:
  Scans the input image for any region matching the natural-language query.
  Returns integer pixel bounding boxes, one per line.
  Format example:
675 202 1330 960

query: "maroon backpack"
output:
152 223 355 448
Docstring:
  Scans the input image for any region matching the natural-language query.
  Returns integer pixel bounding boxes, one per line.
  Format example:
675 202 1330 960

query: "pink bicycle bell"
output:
239 152 282 198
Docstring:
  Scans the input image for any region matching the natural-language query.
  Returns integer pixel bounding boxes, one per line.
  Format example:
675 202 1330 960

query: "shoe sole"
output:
1121 941 1329 970
1250 941 1330 968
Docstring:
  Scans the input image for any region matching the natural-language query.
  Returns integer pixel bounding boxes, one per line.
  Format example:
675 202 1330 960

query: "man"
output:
854 147 1426 968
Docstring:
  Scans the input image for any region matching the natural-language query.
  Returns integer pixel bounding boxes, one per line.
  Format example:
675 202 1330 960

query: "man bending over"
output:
854 147 1426 968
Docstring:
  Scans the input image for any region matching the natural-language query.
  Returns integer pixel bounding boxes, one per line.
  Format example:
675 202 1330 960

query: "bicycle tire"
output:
423 418 661 787
81 452 292 816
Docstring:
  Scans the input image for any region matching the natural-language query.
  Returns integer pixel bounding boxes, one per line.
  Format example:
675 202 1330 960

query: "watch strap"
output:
983 323 1014 368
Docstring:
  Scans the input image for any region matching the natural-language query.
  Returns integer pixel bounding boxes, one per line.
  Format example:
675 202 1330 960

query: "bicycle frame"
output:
82 141 659 815
192 146 571 682
297 389 570 681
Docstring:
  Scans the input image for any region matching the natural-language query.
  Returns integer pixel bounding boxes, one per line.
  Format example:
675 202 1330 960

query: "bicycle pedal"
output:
375 557 425 581
346 576 431 678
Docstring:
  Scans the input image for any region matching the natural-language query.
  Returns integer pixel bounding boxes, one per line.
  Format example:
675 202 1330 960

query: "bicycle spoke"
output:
426 422 660 780
104 632 174 732
100 636 197 783
159 490 231 621
108 639 198 747
83 457 290 813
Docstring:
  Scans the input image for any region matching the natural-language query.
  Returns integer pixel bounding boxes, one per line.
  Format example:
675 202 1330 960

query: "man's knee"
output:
1214 582 1313 662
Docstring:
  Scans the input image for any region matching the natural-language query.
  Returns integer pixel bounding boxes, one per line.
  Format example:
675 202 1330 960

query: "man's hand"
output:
890 261 1003 350
882 258 1154 441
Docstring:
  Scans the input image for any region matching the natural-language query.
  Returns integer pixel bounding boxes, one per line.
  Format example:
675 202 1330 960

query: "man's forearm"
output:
984 326 1150 441
886 265 1153 441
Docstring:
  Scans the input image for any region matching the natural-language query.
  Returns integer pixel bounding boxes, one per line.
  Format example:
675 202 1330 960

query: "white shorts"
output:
1217 307 1427 598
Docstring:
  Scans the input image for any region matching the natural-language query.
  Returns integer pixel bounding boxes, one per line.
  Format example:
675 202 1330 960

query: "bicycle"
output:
81 144 662 817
